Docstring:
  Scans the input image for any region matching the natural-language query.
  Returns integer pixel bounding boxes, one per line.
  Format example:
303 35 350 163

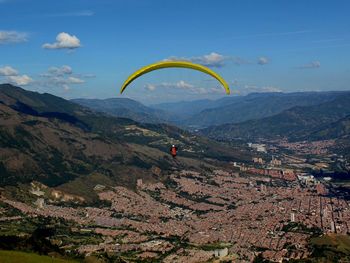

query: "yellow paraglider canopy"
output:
120 61 230 95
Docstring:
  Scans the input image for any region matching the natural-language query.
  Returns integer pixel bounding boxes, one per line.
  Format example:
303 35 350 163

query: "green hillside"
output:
0 250 77 263
0 84 251 201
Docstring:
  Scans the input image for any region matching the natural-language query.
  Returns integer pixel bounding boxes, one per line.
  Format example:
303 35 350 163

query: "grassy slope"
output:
0 250 77 263
310 234 350 254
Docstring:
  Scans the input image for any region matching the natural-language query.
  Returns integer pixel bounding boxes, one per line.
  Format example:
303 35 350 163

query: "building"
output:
316 183 328 195
214 247 228 258
253 157 264 164
34 198 45 209
297 175 316 185
260 184 267 193
270 156 282 166
331 221 336 233
290 212 295 222
255 144 267 153
137 179 143 188
93 184 106 191
240 166 248 172
248 143 267 153
281 169 297 181
322 208 328 219
246 168 296 181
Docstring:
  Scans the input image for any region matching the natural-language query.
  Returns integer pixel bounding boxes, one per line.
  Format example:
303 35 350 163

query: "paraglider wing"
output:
120 61 230 95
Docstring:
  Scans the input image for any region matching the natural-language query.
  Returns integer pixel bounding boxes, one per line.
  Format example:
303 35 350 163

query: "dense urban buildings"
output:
1 164 349 262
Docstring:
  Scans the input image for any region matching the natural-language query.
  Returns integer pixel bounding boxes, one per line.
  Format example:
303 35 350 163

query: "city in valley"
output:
1 140 349 262
1 1 350 262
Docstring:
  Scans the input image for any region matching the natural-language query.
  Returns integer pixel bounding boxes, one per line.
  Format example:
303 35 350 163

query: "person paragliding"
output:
170 144 178 158
119 61 231 160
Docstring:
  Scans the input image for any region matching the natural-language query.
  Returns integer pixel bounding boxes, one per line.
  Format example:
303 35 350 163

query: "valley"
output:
0 84 350 262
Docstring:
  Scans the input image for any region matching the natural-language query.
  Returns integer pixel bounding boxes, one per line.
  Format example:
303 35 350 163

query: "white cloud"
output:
231 79 283 95
144 83 156 91
175 80 194 89
165 53 271 67
0 31 28 44
258 57 269 65
195 87 223 94
42 32 81 50
144 80 223 94
150 81 194 90
165 52 227 67
0 66 33 86
0 66 18 76
7 75 33 86
67 76 84 84
38 65 88 91
47 65 73 75
298 61 321 69
63 85 70 91
260 86 282 92
193 52 226 67
241 85 282 94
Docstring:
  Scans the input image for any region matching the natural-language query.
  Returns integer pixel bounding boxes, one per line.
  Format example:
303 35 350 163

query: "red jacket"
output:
170 146 177 156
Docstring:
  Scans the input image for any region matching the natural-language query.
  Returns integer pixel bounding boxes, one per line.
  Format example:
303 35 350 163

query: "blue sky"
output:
0 0 349 104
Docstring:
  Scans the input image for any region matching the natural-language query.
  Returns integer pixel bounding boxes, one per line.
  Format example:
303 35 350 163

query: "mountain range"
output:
201 93 350 142
1 84 350 201
69 90 350 151
180 91 349 128
74 91 350 129
0 84 251 202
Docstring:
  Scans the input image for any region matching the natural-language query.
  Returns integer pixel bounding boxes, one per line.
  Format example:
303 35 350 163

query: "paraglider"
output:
120 60 231 159
170 144 178 158
120 61 231 95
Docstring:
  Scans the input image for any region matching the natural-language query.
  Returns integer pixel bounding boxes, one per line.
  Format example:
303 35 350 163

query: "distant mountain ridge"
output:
72 98 177 124
201 93 350 142
180 91 350 128
151 97 240 120
75 92 350 129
